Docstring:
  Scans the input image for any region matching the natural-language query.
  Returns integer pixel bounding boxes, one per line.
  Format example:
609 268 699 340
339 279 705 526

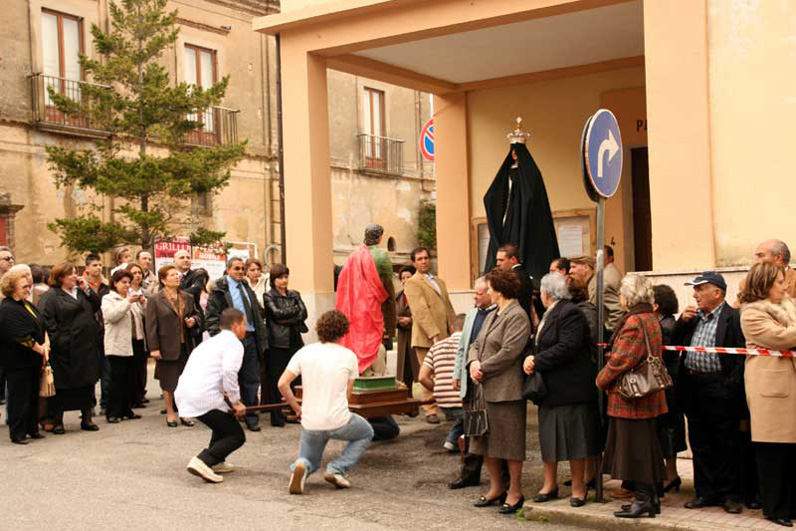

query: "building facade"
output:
0 0 432 272
255 0 796 315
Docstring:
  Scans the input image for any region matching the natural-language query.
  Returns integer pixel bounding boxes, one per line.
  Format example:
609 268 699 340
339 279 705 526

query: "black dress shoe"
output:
106 417 121 424
53 425 65 435
11 438 29 445
663 477 682 493
499 496 525 514
81 422 100 431
723 499 743 514
766 516 794 527
167 420 178 428
123 413 142 420
570 497 587 507
474 492 507 507
28 433 45 440
684 496 720 509
746 501 763 510
180 418 195 427
247 424 261 432
532 488 559 503
448 478 479 490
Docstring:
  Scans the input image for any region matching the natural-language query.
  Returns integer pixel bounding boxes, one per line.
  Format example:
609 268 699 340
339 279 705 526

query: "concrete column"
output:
643 0 715 270
433 91 471 291
280 45 335 323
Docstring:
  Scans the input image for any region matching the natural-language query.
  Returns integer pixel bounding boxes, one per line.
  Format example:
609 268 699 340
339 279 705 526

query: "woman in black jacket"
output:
263 263 308 427
524 272 600 507
39 262 101 434
0 268 47 444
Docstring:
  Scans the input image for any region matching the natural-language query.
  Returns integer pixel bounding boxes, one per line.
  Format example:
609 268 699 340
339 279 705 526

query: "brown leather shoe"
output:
610 488 636 500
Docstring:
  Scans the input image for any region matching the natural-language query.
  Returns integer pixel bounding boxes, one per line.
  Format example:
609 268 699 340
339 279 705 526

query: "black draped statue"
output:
483 142 560 281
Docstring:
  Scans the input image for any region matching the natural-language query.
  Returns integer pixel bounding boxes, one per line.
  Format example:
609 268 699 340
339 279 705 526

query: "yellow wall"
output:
707 0 796 266
467 66 646 269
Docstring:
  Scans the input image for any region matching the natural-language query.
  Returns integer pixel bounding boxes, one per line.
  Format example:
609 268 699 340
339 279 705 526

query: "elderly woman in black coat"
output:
39 262 101 434
524 272 601 507
263 263 307 427
0 268 48 444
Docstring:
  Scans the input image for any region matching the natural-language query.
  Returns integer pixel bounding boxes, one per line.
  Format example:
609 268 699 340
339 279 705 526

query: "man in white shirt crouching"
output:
176 308 248 483
279 310 374 494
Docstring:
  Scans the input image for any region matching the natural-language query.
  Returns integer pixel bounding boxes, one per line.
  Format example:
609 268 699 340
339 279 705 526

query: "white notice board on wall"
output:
553 209 596 258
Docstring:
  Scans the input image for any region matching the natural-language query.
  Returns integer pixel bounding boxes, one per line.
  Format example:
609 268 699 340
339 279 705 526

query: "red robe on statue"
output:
335 244 389 373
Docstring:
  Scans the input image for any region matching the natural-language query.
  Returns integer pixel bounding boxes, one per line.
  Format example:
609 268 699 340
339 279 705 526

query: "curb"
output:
522 502 728 531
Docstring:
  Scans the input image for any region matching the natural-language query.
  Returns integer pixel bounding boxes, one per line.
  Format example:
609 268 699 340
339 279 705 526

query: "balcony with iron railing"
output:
357 134 404 175
30 73 239 146
30 73 107 137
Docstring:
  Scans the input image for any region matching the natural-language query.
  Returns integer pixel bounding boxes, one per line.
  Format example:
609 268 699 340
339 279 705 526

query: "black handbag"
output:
522 371 547 404
463 383 489 437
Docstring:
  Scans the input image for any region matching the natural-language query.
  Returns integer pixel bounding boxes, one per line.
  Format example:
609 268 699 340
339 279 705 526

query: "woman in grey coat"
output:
467 268 531 515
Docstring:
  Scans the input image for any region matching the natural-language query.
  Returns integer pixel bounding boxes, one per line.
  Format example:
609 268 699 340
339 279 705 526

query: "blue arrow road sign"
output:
583 109 622 199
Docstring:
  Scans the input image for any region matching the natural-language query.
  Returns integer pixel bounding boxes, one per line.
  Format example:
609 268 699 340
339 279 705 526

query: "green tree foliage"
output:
46 0 246 254
417 199 436 252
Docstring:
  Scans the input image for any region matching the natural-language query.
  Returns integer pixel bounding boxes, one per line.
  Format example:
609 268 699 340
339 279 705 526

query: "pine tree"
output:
46 0 245 254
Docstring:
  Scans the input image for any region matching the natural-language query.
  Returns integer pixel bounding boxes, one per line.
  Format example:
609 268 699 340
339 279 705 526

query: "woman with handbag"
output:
523 272 600 507
0 268 47 444
263 263 308 427
596 273 668 519
467 268 530 515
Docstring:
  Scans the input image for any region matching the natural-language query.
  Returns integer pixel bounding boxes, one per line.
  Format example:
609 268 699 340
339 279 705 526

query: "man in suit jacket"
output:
206 257 268 432
174 250 208 319
404 246 456 423
570 255 623 330
673 271 746 514
496 243 538 325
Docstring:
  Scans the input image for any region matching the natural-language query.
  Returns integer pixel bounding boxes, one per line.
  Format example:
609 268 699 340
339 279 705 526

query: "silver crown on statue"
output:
507 116 531 144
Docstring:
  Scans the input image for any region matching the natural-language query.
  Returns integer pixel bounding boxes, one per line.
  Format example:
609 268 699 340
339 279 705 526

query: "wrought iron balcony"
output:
29 73 107 137
184 106 240 147
357 134 404 175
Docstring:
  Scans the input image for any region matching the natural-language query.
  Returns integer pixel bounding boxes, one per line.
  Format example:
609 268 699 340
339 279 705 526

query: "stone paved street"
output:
0 381 580 531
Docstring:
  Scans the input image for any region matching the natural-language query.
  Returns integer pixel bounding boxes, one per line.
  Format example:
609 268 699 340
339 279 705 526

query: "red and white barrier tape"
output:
662 345 796 358
595 343 796 357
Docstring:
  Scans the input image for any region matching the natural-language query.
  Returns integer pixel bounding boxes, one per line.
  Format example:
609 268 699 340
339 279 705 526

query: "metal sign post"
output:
581 109 622 504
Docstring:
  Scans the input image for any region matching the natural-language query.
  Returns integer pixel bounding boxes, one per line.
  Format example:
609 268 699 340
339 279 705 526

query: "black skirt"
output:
538 402 601 462
603 417 666 484
51 385 95 412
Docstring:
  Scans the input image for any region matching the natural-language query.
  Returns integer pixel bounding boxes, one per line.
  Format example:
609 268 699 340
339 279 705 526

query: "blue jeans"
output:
442 407 464 445
290 414 374 477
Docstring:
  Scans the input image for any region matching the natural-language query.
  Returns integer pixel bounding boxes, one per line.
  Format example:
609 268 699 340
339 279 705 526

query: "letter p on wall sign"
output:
582 109 623 200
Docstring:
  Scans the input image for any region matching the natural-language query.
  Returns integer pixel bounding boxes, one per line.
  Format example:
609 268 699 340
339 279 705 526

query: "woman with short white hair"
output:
597 273 668 519
524 272 600 507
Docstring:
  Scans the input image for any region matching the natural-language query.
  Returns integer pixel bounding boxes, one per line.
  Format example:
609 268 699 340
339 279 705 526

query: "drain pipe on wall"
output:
275 33 287 265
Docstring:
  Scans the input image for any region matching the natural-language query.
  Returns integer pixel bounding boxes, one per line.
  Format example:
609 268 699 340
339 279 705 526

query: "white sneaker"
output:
187 456 223 483
443 441 456 451
323 472 351 489
211 462 236 474
289 462 306 495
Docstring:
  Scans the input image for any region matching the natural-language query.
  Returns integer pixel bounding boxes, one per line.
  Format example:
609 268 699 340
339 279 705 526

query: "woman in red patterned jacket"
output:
597 273 668 519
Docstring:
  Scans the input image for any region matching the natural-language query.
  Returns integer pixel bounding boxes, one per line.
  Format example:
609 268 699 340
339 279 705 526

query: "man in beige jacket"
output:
404 246 456 423
570 254 623 331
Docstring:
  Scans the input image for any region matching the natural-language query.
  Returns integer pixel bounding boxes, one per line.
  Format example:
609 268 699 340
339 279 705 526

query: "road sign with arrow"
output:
583 109 622 199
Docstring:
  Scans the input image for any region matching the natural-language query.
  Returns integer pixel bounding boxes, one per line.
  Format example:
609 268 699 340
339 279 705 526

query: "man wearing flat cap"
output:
673 271 746 514
569 255 623 330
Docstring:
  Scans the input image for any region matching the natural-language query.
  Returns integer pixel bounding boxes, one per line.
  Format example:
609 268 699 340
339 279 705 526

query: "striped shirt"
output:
423 332 463 409
684 302 724 373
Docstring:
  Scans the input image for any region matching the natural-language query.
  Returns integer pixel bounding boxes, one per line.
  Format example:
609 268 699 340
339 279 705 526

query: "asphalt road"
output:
1 387 584 531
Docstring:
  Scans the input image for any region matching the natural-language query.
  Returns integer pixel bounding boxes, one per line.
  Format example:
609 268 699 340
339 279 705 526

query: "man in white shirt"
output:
176 308 248 484
278 310 374 495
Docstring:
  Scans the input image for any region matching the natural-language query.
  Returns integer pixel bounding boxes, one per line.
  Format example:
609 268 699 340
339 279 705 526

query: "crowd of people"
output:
3 235 796 527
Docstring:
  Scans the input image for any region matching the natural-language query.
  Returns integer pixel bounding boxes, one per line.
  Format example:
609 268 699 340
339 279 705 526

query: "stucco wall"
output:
707 0 796 267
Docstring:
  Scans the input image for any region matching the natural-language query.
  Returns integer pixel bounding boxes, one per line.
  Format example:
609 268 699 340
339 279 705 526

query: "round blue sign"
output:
583 109 622 199
420 119 434 161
